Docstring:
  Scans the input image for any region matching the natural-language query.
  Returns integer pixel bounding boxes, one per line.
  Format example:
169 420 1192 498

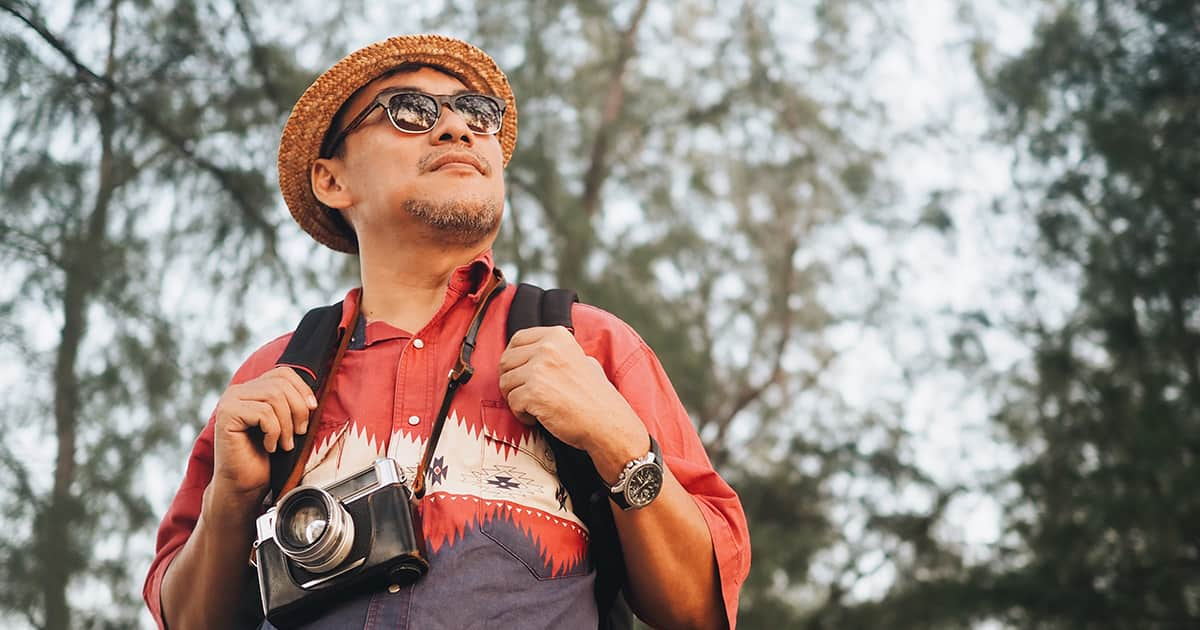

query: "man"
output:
144 34 749 629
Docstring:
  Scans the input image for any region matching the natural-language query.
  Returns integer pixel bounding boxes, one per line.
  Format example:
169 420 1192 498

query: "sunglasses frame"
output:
322 89 506 157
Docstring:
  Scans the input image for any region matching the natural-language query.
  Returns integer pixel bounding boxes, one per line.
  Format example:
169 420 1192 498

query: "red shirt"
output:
144 250 750 628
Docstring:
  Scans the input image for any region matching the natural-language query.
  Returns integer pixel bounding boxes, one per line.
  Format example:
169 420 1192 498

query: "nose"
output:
429 103 474 148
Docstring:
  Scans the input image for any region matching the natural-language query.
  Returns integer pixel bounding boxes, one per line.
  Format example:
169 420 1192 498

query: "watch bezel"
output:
608 435 664 510
622 460 664 509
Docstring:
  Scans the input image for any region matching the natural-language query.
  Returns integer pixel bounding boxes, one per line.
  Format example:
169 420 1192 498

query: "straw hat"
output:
278 34 518 253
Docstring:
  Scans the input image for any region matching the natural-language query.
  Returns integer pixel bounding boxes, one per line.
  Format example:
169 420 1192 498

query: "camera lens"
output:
282 499 328 547
274 487 355 573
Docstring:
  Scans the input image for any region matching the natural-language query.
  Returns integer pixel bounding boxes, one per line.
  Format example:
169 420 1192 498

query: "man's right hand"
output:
210 366 318 502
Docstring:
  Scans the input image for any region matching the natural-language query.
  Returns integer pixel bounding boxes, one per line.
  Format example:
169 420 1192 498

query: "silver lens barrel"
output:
274 486 355 573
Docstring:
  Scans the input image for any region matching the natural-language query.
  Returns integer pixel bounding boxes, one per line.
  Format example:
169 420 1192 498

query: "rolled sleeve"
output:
143 420 214 629
671 454 751 629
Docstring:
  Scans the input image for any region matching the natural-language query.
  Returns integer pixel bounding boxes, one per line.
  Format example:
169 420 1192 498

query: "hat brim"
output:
278 34 517 254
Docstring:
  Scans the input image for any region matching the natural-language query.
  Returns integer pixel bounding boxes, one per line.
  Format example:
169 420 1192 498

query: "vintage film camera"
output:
253 458 429 627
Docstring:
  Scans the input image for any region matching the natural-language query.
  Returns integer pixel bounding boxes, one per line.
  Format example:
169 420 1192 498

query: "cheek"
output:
477 136 504 171
487 172 506 197
353 155 418 196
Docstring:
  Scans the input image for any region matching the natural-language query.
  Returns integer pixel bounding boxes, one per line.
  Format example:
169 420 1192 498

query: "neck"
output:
356 237 489 333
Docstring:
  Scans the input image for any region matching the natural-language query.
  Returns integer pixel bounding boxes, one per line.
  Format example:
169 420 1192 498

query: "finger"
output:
218 398 267 432
506 326 552 350
263 390 295 452
239 375 303 450
249 400 281 453
586 355 608 377
505 382 546 425
504 382 530 418
276 376 314 436
498 363 533 400
273 366 319 409
498 343 540 376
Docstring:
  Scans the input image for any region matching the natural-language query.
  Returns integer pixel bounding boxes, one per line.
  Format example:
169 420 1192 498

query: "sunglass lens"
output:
386 93 440 132
453 95 504 134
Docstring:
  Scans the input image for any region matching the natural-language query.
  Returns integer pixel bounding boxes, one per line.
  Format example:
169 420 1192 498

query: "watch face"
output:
625 464 663 508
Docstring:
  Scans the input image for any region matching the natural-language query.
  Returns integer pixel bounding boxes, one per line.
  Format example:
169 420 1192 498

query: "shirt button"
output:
408 415 420 426
412 338 425 349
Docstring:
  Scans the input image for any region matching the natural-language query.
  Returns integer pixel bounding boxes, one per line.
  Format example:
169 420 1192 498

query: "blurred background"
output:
1 0 1197 628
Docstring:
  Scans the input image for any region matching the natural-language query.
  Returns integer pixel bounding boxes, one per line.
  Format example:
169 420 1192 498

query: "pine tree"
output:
416 1 938 626
970 1 1200 626
0 1 320 626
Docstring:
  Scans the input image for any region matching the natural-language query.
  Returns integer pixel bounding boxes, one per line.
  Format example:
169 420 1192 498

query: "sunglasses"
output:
323 89 506 157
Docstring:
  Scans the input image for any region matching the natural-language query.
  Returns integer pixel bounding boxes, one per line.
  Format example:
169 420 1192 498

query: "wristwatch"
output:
608 435 665 510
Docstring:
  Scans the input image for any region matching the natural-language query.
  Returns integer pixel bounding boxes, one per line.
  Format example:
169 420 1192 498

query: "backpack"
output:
261 283 634 630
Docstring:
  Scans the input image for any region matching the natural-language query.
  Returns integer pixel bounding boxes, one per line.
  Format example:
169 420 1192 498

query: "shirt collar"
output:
452 249 498 303
338 288 363 333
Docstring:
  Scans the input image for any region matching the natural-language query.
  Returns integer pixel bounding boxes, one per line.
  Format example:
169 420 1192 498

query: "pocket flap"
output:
480 401 557 475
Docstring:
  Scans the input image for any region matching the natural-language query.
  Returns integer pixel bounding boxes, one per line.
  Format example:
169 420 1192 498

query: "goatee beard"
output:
403 197 502 247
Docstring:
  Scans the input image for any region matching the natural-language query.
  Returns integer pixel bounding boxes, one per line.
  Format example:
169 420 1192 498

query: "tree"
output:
1 0 951 627
943 0 1200 626
416 1 952 626
0 0 325 626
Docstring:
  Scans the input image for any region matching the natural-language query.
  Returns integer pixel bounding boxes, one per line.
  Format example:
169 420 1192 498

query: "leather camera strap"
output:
275 296 359 501
413 269 506 499
250 297 358 569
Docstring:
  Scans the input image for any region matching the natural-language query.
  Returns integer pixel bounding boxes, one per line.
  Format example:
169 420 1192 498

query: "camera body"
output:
254 458 428 628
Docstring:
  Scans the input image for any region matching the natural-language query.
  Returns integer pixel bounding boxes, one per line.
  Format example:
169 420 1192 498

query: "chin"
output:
401 194 504 247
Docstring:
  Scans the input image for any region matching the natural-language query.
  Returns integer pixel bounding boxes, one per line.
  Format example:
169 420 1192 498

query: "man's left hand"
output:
497 326 645 463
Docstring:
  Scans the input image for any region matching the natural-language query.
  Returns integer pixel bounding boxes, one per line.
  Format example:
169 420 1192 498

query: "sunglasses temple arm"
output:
325 101 382 156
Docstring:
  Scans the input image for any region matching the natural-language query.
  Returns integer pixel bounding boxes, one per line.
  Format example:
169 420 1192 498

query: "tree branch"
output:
710 233 802 448
509 169 569 240
1 2 281 257
232 0 286 111
501 186 529 280
580 0 650 217
0 220 60 266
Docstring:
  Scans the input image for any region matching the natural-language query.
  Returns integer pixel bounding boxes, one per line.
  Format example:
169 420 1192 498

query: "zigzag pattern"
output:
297 409 588 577
424 492 589 578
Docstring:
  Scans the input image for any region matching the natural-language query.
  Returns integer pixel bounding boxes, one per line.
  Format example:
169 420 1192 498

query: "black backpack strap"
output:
505 284 632 630
237 302 348 628
268 301 346 501
506 283 577 339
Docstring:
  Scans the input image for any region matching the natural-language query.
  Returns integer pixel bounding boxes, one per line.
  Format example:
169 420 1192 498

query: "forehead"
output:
343 67 471 113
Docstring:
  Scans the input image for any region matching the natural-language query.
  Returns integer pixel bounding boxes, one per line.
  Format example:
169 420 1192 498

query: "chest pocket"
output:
476 400 591 580
299 416 352 488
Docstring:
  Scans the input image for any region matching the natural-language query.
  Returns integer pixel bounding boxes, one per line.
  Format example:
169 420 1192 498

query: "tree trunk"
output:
42 4 119 628
45 264 86 630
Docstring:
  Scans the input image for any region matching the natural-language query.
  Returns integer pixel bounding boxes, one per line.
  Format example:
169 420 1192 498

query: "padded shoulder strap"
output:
506 283 577 342
269 301 345 500
276 302 345 391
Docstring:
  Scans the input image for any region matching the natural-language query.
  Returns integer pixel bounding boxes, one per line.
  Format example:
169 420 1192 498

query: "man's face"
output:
321 67 506 248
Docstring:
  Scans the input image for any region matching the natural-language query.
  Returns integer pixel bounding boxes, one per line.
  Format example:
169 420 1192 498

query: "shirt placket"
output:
392 334 436 460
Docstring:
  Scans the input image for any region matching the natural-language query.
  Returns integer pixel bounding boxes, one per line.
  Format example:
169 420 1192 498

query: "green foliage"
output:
951 0 1200 626
0 0 327 627
2 0 951 628
421 4 953 626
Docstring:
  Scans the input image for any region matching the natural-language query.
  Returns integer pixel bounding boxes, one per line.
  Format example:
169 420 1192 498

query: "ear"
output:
311 158 354 210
